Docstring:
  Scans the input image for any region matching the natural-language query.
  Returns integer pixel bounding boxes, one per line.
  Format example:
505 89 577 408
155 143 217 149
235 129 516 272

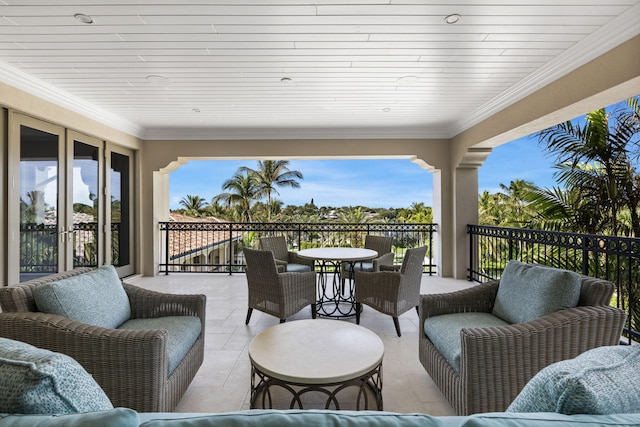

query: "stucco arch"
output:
140 138 449 276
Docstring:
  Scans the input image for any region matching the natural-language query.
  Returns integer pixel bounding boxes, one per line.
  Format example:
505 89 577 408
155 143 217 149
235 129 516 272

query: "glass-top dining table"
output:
297 247 378 318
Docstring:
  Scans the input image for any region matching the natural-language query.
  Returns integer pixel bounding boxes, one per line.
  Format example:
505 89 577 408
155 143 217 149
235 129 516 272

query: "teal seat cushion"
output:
0 408 139 427
461 412 640 426
492 260 581 324
423 312 509 372
285 263 312 272
349 261 374 272
139 409 446 427
32 265 131 329
118 316 202 375
0 337 113 414
507 345 640 415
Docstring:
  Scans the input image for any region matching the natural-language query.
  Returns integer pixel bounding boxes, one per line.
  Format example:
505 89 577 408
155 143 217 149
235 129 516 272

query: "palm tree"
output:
239 160 303 221
478 190 502 225
537 105 639 236
336 207 372 247
496 179 537 227
179 194 208 217
212 171 258 222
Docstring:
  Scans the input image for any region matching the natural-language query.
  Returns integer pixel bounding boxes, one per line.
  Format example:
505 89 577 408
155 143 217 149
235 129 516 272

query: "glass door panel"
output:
108 146 134 276
71 138 101 268
18 125 62 281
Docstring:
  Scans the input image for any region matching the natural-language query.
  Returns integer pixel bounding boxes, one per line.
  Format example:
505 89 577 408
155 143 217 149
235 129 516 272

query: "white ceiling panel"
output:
0 1 638 140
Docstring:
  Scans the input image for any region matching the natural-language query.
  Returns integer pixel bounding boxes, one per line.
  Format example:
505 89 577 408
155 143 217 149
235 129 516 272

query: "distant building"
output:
165 213 239 272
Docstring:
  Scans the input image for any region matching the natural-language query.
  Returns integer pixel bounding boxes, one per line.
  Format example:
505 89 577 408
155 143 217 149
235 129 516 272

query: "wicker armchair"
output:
341 235 394 290
244 247 317 324
355 246 427 336
258 236 315 272
418 274 627 415
0 268 206 413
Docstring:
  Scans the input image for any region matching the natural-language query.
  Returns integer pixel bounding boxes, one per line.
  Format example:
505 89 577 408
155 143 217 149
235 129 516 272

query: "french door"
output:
106 144 135 277
9 113 134 282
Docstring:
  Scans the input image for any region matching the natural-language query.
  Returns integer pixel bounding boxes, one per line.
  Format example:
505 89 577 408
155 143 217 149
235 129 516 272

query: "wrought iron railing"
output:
468 224 640 343
158 221 438 275
20 222 122 278
20 223 58 275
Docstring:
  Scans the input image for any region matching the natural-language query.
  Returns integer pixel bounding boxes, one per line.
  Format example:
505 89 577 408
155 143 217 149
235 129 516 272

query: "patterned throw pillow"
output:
32 265 131 329
492 260 581 324
507 345 640 414
0 337 113 414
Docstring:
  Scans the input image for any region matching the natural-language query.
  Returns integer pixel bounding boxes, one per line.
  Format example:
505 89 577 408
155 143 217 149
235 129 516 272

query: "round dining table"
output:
297 247 378 318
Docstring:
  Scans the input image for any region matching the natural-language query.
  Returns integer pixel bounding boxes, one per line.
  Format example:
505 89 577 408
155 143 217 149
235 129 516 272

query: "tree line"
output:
175 159 433 224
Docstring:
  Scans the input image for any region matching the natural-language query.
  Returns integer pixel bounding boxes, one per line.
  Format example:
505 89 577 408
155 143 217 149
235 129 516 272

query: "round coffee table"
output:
249 319 384 410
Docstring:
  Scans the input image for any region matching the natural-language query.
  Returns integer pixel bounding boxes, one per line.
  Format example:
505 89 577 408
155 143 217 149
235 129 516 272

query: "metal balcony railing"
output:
468 224 640 343
158 221 438 275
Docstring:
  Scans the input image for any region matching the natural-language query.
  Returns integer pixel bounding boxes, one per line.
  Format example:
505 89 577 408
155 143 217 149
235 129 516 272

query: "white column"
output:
453 148 492 279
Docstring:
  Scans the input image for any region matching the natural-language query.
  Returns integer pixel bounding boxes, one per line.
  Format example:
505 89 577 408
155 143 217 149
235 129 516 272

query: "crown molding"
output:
448 2 640 137
0 61 145 138
143 126 448 141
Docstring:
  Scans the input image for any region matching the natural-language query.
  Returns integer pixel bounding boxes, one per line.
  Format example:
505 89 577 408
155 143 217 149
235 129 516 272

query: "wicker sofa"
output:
0 267 206 412
419 262 627 415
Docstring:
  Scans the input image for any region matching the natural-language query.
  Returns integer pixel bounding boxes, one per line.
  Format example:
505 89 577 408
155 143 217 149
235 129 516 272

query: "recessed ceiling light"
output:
74 13 93 24
280 77 294 84
145 75 171 86
444 14 461 24
397 76 419 86
382 108 391 112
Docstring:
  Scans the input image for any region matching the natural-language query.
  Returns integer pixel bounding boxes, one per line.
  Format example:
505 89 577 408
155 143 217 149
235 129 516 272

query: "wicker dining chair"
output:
354 245 427 336
243 247 317 324
340 235 394 291
258 236 315 272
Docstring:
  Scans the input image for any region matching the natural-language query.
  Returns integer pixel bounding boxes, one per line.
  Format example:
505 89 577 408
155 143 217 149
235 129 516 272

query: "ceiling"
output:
0 1 639 140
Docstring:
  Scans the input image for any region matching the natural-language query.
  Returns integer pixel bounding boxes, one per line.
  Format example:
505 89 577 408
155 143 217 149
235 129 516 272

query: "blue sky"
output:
169 134 558 210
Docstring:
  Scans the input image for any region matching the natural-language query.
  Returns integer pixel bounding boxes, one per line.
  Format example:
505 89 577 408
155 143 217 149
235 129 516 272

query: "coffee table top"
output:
248 319 384 384
297 247 378 262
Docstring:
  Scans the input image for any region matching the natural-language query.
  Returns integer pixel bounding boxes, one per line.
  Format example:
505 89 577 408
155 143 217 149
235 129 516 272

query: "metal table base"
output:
250 362 383 411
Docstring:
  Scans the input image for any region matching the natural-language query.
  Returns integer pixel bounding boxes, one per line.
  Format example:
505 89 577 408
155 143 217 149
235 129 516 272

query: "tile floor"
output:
127 273 475 416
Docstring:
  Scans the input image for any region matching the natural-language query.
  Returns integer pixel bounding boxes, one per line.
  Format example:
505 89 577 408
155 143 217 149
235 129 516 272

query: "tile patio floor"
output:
126 273 475 416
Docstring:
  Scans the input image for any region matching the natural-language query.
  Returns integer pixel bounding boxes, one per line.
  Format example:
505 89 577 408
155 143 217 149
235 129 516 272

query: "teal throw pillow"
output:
33 265 130 329
0 408 139 427
492 260 581 324
507 345 640 415
0 337 113 414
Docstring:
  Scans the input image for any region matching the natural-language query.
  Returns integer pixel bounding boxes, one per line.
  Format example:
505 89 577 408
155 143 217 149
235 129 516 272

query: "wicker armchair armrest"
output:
0 312 167 352
420 281 498 322
379 264 401 272
459 305 627 413
279 270 317 289
123 283 206 323
373 252 395 271
274 258 288 267
288 252 315 269
355 271 403 301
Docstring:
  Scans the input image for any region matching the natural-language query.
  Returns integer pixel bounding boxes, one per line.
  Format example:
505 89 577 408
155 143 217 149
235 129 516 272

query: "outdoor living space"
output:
126 272 474 415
